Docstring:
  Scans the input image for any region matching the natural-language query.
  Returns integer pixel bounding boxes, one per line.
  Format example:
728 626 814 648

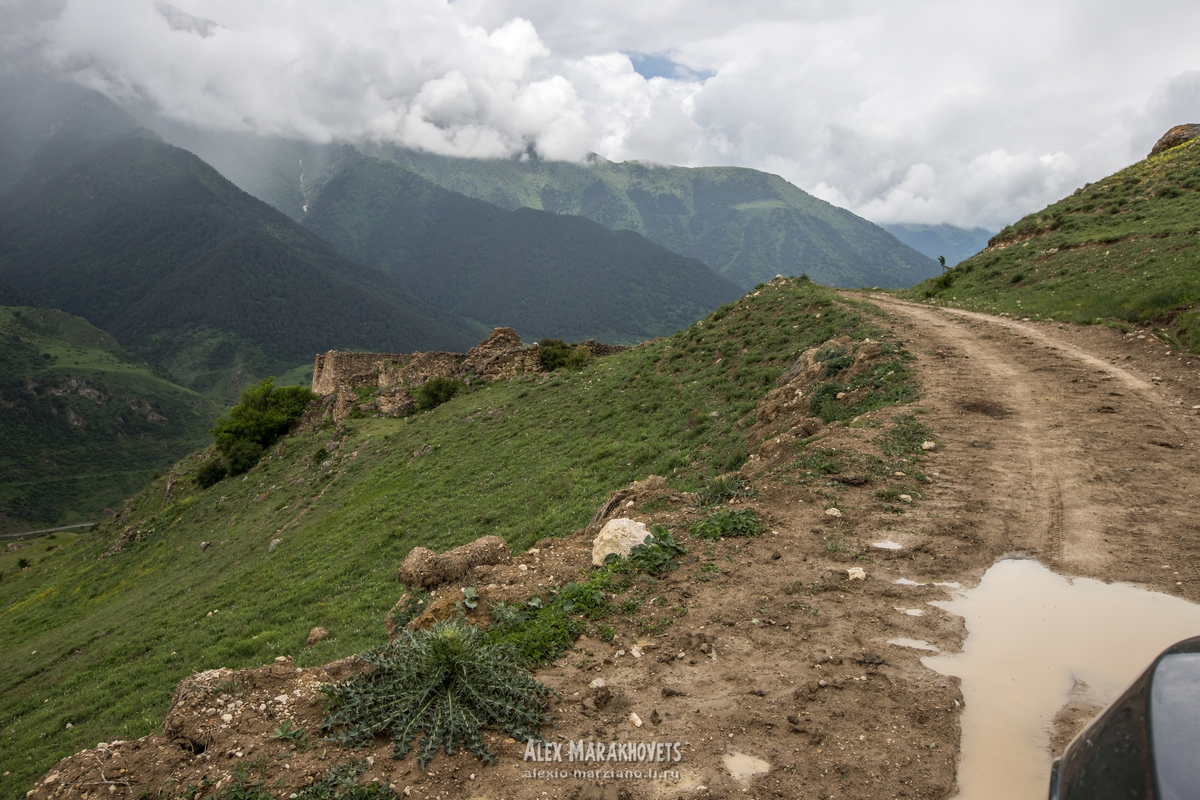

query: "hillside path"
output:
861 294 1200 597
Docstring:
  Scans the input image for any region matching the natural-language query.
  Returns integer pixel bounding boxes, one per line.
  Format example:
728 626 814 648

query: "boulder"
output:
1149 124 1200 158
397 535 511 589
592 518 651 566
306 627 330 647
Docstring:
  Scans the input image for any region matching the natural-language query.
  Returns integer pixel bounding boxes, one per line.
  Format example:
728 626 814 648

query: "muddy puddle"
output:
923 558 1200 799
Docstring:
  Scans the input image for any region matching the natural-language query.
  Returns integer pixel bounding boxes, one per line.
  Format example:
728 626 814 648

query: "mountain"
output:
0 134 481 401
905 127 1200 351
0 305 218 530
361 143 941 290
137 126 939 291
880 223 994 267
301 148 743 343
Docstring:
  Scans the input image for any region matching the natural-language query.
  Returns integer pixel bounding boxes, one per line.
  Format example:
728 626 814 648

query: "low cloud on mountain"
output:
2 0 1199 230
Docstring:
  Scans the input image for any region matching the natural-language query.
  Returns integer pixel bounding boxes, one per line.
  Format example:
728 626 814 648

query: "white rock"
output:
824 508 843 518
589 678 607 688
921 441 936 451
629 712 643 728
898 494 912 503
591 518 651 566
274 695 289 704
221 713 233 723
847 567 866 581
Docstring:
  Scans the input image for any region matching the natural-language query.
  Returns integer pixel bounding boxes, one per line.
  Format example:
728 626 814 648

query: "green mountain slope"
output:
362 143 939 290
904 134 1200 351
302 149 743 343
0 306 219 531
880 223 994 267
0 277 920 795
0 135 480 401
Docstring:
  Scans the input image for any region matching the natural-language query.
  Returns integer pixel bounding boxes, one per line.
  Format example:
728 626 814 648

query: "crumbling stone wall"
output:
311 328 633 422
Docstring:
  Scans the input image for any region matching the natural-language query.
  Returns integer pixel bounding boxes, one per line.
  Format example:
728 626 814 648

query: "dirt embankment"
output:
28 297 1200 800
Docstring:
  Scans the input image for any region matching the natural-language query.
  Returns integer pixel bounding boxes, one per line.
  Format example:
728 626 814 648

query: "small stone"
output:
269 538 283 552
835 392 846 400
221 713 233 723
893 471 906 477
847 567 867 580
200 541 212 551
921 441 936 451
306 627 331 647
629 712 643 727
65 723 72 729
898 494 913 503
518 564 528 572
825 508 843 518
590 678 607 688
43 774 60 785
274 695 289 704
630 645 643 659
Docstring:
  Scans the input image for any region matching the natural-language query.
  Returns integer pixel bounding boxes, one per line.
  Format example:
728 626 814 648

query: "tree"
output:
938 255 947 272
209 378 315 477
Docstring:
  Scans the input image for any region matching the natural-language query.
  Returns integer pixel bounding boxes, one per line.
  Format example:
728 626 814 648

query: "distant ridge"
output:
363 143 940 290
302 147 744 343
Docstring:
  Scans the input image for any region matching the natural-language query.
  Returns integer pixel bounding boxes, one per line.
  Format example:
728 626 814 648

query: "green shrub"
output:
693 475 755 506
689 508 766 540
414 376 465 411
196 458 228 488
539 339 592 372
321 620 556 768
625 525 688 575
210 378 315 475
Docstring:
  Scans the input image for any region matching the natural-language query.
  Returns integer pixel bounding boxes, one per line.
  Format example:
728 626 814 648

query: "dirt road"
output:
868 295 1200 598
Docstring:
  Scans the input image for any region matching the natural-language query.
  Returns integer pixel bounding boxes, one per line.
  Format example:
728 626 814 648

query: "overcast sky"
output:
4 0 1200 230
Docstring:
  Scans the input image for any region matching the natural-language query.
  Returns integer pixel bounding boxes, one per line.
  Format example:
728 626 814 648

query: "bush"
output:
196 458 228 488
414 376 465 411
539 339 592 372
321 620 556 767
210 378 315 475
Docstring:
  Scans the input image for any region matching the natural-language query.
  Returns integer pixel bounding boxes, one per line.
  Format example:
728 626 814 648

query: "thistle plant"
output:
321 620 557 767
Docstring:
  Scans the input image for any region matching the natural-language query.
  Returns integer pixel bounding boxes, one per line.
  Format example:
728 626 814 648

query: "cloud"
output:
6 0 1200 228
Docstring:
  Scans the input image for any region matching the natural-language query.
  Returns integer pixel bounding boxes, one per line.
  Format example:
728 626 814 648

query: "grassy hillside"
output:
364 143 939 290
0 277 918 796
0 134 479 402
0 306 219 531
303 148 742 343
904 136 1200 350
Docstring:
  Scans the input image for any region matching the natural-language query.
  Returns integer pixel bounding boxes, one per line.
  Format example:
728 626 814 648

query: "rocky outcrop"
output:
1149 124 1200 158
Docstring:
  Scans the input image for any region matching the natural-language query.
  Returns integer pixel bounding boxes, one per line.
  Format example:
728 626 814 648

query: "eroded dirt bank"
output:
28 297 1200 800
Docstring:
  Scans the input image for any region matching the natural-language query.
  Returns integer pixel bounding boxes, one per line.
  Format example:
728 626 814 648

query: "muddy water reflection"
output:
923 558 1200 800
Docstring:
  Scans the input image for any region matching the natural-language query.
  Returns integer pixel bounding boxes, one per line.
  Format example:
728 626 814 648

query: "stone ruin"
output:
309 327 629 421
